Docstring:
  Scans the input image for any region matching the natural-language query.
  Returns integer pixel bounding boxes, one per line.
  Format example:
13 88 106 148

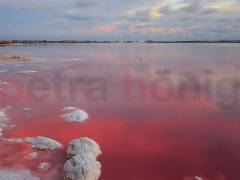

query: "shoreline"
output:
1 40 240 45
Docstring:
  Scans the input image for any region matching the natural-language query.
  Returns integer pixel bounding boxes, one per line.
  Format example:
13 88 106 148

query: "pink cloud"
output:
71 24 118 34
95 24 117 33
70 24 184 36
130 26 185 34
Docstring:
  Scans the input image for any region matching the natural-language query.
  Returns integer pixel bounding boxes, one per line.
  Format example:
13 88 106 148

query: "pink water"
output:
0 43 240 179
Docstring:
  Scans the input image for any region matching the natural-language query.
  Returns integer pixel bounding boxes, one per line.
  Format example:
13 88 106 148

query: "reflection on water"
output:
0 43 240 180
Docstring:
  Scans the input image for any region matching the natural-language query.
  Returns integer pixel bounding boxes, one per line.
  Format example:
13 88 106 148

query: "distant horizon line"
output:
1 40 240 44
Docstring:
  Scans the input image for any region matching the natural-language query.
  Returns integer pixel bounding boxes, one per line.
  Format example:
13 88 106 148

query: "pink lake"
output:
0 43 240 180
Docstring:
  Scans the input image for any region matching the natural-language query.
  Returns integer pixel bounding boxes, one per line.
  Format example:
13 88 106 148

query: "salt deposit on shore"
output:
0 53 31 62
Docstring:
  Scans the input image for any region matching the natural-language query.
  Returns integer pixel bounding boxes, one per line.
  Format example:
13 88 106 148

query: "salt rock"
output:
0 169 39 180
63 153 101 180
62 109 89 122
25 136 63 150
67 137 102 158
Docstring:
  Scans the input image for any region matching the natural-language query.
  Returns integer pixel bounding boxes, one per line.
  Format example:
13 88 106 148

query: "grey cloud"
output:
75 0 100 8
200 9 217 15
160 5 176 14
64 0 105 22
126 10 152 22
65 14 105 22
181 1 202 12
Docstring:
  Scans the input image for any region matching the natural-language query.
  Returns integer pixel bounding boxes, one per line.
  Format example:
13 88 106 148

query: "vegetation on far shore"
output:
1 40 240 45
0 40 13 46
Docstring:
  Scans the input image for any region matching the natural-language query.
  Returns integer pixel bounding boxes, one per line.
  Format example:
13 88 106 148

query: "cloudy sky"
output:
0 0 240 40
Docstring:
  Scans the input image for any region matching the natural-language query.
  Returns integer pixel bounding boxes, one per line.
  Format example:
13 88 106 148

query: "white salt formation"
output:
63 153 101 180
24 136 63 150
64 137 102 180
62 106 76 111
0 80 8 85
0 109 8 122
62 108 89 122
0 109 9 136
67 137 102 158
38 162 52 172
24 152 39 160
2 138 24 144
18 70 37 74
22 107 31 111
0 169 39 180
195 176 204 180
